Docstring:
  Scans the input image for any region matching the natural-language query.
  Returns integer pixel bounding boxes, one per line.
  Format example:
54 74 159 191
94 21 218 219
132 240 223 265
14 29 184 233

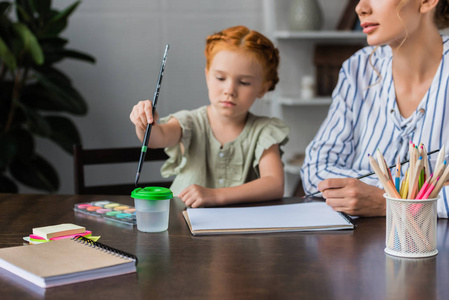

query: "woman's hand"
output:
318 178 386 217
178 184 222 208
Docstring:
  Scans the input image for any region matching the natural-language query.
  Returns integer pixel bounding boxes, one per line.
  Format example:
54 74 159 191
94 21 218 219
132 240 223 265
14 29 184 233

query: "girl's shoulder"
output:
245 114 289 160
161 106 207 124
246 114 289 141
169 105 207 118
248 113 288 129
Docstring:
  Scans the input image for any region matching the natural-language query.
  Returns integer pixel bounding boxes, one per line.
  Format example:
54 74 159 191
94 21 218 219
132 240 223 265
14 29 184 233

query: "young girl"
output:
301 0 449 218
130 25 289 208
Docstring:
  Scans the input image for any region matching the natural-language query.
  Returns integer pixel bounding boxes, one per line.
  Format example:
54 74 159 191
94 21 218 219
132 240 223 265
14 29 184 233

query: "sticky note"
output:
32 224 86 240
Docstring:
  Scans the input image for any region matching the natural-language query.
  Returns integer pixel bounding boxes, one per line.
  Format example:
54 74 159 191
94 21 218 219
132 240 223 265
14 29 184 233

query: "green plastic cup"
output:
131 187 173 232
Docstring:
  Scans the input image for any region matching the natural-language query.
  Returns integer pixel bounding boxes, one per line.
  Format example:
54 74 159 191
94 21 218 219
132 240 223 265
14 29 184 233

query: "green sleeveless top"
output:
159 106 289 196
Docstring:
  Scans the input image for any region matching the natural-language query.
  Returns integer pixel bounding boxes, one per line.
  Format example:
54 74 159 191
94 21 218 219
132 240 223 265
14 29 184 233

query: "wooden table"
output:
0 194 448 300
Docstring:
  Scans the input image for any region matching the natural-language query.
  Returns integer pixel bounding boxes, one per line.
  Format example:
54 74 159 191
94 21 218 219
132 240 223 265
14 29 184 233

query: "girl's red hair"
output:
204 25 280 91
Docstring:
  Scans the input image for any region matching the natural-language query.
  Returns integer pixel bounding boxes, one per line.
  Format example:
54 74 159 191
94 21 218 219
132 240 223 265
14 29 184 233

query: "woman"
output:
301 0 449 217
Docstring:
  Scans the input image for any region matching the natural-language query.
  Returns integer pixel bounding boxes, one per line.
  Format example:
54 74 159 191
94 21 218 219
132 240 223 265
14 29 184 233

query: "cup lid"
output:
131 186 173 200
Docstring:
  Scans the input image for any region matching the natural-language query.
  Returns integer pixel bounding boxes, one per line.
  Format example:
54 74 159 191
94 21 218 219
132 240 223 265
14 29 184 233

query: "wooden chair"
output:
73 144 171 195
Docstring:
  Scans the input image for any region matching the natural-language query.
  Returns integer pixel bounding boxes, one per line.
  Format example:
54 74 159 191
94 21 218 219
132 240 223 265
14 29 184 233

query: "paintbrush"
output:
135 44 169 187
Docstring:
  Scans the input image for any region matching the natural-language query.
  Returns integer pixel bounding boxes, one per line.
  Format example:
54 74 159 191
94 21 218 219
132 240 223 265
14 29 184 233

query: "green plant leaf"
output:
59 49 96 64
34 65 72 85
15 1 33 16
0 128 34 169
0 0 93 194
43 1 80 37
0 36 17 70
10 127 34 157
44 48 96 65
34 0 51 21
49 1 80 25
41 10 66 38
20 83 68 112
0 2 11 16
39 36 69 50
20 104 52 136
12 22 44 65
0 173 18 193
34 70 88 115
0 133 17 169
38 37 95 65
14 1 37 33
9 154 59 192
0 81 13 126
45 116 81 154
15 3 32 24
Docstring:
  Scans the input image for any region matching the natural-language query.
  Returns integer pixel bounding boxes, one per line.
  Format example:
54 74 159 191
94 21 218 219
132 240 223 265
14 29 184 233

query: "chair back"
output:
73 144 171 195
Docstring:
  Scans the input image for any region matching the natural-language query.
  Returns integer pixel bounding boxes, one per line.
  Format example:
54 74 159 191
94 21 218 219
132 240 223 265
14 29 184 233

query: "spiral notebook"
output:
0 236 137 288
183 202 356 235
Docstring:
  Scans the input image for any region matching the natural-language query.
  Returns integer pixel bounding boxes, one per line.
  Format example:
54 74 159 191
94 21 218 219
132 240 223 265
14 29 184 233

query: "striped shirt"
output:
301 36 449 218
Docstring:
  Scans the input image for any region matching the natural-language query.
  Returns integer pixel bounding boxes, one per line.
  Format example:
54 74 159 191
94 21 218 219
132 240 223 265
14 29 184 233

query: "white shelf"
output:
285 163 301 175
274 30 366 40
278 96 332 106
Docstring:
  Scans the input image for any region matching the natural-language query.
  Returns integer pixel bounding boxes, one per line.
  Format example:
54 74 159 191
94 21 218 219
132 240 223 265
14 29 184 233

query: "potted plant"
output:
0 0 95 193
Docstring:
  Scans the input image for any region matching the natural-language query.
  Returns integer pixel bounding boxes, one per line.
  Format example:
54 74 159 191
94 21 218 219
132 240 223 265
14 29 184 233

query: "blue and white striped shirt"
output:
301 36 449 218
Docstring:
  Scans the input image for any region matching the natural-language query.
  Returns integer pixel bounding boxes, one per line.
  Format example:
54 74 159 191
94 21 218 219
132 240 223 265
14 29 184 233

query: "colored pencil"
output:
415 175 433 200
429 163 449 198
422 178 438 199
368 155 401 198
303 148 440 198
408 156 423 199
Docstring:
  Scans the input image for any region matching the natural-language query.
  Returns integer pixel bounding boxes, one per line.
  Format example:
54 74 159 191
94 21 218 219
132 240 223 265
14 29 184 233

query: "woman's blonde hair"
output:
204 25 280 91
435 0 449 29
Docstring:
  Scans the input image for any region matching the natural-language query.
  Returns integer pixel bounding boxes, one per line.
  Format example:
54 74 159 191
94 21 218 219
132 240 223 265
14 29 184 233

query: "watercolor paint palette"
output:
74 200 136 225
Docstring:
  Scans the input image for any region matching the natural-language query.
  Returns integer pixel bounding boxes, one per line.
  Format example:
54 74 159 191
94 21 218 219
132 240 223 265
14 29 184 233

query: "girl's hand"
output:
129 100 160 141
318 178 386 217
178 184 221 208
130 100 159 130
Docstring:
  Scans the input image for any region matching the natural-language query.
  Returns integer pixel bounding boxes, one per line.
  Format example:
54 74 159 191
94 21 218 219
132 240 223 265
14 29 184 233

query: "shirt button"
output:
219 152 224 158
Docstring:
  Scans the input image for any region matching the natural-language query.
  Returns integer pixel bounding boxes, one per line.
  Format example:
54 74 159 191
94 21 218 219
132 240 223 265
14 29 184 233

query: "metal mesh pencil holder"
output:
384 194 438 258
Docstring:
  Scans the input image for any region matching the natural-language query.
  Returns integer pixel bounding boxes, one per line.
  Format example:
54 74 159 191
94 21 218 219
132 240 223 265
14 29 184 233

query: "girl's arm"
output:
130 100 182 148
178 144 284 207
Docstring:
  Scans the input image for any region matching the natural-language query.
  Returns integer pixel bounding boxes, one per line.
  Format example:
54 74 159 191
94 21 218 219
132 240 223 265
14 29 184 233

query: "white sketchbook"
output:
183 202 355 235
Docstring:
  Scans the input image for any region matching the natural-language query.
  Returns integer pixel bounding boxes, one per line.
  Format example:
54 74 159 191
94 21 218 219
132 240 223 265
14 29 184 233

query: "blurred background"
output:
18 0 349 195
